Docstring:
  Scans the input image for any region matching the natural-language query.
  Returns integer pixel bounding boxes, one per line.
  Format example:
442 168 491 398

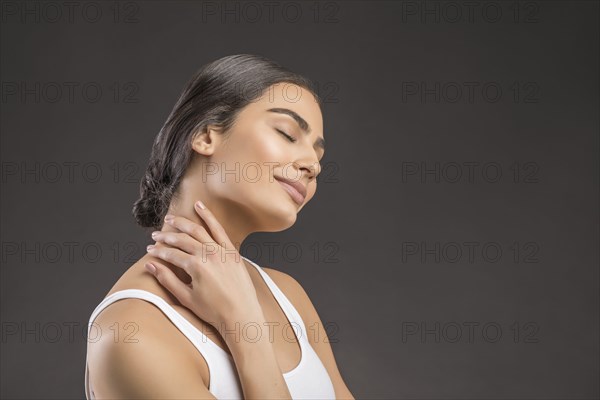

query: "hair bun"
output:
132 172 166 229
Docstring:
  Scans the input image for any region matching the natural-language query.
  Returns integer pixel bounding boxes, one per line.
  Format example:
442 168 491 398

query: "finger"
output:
194 201 234 249
146 244 195 275
144 261 193 307
151 231 202 256
164 214 214 245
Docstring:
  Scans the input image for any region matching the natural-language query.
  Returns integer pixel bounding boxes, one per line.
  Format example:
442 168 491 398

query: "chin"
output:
258 197 300 232
272 205 299 231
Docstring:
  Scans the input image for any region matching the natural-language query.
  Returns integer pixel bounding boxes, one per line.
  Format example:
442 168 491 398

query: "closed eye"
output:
276 129 297 143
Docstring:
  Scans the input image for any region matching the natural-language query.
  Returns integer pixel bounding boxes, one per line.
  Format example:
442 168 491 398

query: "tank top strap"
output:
241 256 308 340
85 288 233 399
87 288 230 358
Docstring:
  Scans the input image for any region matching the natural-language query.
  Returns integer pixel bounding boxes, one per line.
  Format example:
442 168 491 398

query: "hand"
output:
145 201 262 334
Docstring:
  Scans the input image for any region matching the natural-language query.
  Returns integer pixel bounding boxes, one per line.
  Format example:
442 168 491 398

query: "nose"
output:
294 159 320 181
292 139 322 181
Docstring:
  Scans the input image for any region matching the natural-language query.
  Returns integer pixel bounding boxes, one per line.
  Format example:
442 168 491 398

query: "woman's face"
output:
194 82 325 232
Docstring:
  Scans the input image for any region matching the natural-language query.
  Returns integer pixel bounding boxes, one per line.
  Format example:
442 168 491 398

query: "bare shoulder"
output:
261 267 297 289
91 296 181 343
261 267 309 312
87 298 214 399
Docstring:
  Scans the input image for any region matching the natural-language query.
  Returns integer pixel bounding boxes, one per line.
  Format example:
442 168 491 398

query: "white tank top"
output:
84 255 336 399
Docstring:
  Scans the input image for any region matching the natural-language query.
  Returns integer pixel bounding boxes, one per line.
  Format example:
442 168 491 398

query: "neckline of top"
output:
97 255 306 377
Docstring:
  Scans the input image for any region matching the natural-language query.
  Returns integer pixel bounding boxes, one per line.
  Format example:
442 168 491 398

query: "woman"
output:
84 54 354 399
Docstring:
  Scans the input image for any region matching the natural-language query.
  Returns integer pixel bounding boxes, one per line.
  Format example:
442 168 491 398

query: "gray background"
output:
1 0 598 399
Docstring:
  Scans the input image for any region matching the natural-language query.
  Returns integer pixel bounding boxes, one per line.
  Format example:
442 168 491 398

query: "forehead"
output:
241 83 324 134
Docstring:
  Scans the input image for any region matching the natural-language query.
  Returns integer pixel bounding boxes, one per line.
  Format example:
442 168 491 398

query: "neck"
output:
144 171 259 285
161 175 256 254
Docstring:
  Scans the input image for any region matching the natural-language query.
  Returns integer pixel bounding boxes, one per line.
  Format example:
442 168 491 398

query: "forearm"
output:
220 312 292 400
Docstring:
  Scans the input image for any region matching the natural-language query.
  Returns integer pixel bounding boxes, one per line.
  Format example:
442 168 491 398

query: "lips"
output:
274 176 307 205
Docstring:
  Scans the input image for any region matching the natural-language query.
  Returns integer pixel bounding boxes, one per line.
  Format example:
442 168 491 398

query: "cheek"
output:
252 134 287 160
204 150 279 193
229 127 289 165
208 126 295 194
243 133 292 181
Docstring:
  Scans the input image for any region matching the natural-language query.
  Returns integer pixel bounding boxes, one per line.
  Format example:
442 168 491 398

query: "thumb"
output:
145 262 192 307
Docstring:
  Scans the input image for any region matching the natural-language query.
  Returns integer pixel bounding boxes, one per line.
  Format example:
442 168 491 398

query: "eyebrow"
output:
267 107 326 152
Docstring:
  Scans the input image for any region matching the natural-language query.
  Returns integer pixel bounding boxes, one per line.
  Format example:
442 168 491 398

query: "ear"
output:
191 125 223 156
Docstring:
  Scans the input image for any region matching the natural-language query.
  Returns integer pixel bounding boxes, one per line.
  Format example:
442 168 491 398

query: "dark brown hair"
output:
132 54 321 230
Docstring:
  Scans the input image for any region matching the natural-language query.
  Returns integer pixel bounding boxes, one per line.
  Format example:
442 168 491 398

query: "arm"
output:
87 299 216 399
264 268 356 400
88 299 291 399
219 310 293 400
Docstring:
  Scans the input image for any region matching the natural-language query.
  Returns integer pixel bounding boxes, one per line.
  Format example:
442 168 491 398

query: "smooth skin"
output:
86 83 354 399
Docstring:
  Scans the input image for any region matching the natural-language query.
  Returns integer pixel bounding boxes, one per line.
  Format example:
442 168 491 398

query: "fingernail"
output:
151 231 159 239
147 244 155 252
145 263 156 274
195 200 206 210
